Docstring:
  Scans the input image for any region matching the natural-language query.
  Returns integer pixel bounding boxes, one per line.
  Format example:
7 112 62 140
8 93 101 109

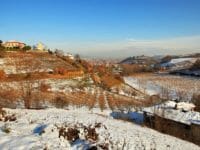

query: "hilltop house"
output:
34 42 47 52
3 41 26 49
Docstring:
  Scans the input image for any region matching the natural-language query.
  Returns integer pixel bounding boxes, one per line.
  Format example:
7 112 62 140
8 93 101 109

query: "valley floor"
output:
124 73 200 101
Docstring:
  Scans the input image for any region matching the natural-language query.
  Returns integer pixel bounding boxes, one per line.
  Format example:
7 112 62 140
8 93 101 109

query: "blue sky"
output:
1 0 200 57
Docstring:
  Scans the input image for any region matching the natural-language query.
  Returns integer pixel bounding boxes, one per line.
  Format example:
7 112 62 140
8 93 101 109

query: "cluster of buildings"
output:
2 40 47 52
2 40 75 60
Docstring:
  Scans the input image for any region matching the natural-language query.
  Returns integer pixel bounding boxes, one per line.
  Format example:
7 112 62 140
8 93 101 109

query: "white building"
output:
34 42 47 52
65 53 74 60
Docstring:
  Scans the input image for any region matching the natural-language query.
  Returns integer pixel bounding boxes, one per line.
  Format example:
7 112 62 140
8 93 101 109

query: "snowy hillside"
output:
161 57 197 70
0 108 199 150
170 58 197 64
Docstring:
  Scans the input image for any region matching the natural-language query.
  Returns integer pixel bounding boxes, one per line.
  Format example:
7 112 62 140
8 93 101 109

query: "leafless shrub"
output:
192 93 200 112
58 126 80 144
58 123 100 146
0 109 16 122
146 95 161 106
84 126 98 142
4 114 17 122
176 90 187 102
106 93 116 111
0 87 21 108
70 91 87 107
87 93 96 110
53 95 69 108
66 127 80 143
98 92 106 111
1 124 11 133
160 86 170 100
40 82 50 92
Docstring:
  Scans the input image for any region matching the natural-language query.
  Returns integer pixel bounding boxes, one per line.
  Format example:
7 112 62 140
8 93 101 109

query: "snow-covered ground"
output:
124 77 160 96
160 57 197 70
0 108 199 150
124 74 200 101
162 58 197 66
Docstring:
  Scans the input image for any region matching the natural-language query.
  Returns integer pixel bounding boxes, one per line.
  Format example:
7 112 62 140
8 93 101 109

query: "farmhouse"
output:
3 40 26 49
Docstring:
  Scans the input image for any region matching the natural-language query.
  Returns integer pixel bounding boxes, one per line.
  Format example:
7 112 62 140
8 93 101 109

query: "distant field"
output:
124 73 200 101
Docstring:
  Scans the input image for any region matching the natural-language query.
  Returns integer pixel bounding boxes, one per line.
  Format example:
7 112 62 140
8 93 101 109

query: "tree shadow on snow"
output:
110 111 144 125
33 124 47 135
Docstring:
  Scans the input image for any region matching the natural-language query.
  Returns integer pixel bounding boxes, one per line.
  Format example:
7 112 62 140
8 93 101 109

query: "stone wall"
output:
144 112 200 146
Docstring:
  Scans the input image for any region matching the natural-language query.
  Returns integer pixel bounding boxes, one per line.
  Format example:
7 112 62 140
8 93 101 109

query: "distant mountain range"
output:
119 53 200 76
120 53 200 65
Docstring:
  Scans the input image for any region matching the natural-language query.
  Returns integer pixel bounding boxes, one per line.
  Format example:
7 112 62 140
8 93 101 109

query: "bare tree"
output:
7 52 44 108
